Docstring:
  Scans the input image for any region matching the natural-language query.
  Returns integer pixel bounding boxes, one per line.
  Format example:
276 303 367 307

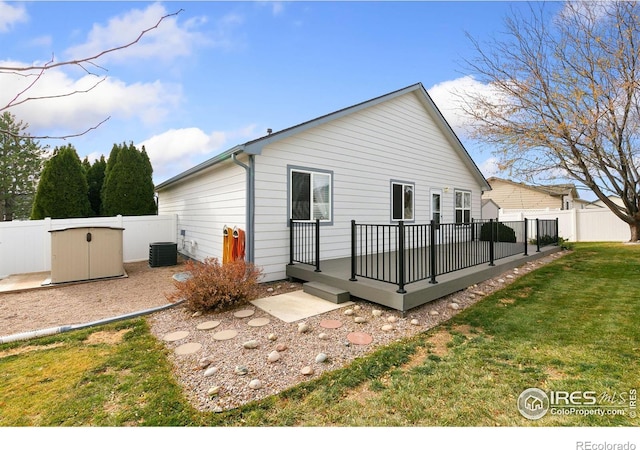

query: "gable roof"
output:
486 177 580 199
156 83 490 191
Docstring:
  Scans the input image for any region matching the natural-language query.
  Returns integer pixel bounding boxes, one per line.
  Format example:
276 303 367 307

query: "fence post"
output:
489 218 495 266
397 221 406 294
524 217 528 256
536 218 541 252
429 220 438 284
314 218 321 272
555 217 559 245
288 218 294 265
350 220 357 281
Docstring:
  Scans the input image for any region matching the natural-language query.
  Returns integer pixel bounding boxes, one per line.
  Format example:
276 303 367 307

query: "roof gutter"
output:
231 151 255 263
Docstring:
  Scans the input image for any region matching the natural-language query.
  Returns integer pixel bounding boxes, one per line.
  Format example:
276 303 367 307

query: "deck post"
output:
349 220 357 281
314 218 321 272
429 219 438 284
524 218 528 256
288 218 294 265
489 218 495 266
397 221 406 294
536 218 541 252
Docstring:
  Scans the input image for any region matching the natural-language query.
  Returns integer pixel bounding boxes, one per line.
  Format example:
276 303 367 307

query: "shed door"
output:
51 228 90 283
88 227 124 279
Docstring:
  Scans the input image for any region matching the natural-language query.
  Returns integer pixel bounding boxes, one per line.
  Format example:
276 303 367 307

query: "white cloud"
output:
428 75 503 137
478 157 501 178
64 3 211 65
0 1 28 33
138 125 259 180
0 60 182 134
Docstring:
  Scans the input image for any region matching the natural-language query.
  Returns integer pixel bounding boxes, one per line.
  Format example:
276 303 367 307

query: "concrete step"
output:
303 281 350 304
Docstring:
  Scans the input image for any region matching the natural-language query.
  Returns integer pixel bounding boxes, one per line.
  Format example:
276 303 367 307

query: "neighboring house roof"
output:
156 83 491 191
486 177 580 199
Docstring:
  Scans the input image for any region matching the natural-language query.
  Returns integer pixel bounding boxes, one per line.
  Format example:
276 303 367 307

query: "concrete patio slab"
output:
251 290 354 323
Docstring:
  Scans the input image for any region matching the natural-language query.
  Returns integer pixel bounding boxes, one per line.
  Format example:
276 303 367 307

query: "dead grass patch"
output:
499 298 516 305
85 329 130 345
0 342 65 359
427 330 453 357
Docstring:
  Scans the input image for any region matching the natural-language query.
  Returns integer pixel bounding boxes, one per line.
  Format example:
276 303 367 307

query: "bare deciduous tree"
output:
0 9 183 140
462 1 640 240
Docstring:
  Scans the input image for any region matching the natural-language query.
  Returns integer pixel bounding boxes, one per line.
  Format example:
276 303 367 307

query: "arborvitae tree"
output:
140 146 157 214
101 142 156 216
31 144 90 219
0 112 46 221
85 155 106 216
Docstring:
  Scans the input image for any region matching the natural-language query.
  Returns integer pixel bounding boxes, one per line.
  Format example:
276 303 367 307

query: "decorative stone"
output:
198 356 215 369
315 353 328 363
267 287 274 293
267 350 280 362
196 320 220 330
381 324 394 331
204 366 218 377
318 332 329 340
346 332 373 345
449 302 460 310
234 365 249 376
174 342 202 355
301 366 314 375
267 333 277 341
429 310 440 316
343 309 354 316
468 294 476 299
243 340 259 349
233 309 255 318
275 343 288 352
410 319 420 326
498 278 505 283
298 322 310 333
207 386 221 397
353 305 361 311
354 316 366 323
212 329 238 341
163 330 189 342
372 309 383 317
249 379 263 390
248 317 270 327
387 316 398 323
191 311 202 317
320 319 342 329
506 274 514 279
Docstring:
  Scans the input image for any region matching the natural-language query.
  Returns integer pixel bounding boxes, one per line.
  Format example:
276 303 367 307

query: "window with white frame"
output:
455 190 471 223
290 168 332 222
391 181 414 221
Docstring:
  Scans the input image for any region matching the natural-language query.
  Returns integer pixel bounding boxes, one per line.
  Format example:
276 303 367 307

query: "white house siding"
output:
253 91 484 281
157 157 246 263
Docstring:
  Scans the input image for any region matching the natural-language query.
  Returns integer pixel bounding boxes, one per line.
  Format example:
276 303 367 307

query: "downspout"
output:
231 152 255 263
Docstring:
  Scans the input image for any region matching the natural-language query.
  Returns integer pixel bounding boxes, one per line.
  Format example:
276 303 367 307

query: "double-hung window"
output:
289 167 332 222
391 181 414 221
455 190 471 224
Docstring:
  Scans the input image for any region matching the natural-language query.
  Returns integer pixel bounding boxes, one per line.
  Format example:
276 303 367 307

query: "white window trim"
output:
454 189 472 224
391 180 415 222
288 166 333 224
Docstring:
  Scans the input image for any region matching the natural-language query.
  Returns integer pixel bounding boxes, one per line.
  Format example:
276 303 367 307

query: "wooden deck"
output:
286 244 563 313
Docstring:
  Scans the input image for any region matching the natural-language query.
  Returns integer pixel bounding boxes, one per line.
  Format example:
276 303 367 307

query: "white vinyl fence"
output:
499 208 630 243
0 215 177 278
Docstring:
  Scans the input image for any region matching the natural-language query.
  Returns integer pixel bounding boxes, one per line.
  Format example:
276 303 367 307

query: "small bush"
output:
167 258 263 313
529 235 558 247
479 222 517 243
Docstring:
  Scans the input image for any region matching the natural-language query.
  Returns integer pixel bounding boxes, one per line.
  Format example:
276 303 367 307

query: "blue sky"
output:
1 1 579 194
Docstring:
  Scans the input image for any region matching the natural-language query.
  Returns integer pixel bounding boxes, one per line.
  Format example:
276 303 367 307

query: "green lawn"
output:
1 242 638 426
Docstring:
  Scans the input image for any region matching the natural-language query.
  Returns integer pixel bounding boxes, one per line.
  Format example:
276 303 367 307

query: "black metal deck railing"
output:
288 217 558 294
288 219 321 272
